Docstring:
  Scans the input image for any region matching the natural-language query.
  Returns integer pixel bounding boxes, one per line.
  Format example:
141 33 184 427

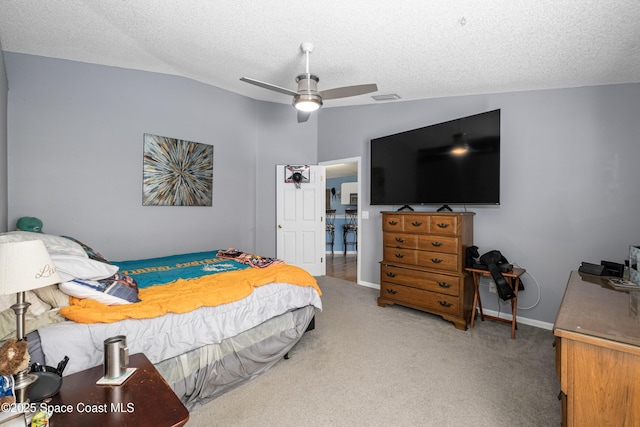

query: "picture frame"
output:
142 133 213 206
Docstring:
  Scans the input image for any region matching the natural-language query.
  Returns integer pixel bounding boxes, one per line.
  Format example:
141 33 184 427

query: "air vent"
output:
372 94 401 101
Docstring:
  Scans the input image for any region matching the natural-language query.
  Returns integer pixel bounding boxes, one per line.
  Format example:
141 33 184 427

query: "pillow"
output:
0 307 66 342
0 231 87 258
0 291 52 317
61 236 111 264
32 285 70 308
59 272 140 305
50 254 119 282
0 294 13 313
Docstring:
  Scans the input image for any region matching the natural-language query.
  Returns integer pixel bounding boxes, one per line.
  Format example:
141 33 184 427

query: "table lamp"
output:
0 239 61 403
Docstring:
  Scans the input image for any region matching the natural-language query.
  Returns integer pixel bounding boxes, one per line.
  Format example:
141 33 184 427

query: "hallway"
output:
325 253 357 282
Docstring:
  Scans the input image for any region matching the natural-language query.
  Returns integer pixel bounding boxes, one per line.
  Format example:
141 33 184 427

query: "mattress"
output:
38 282 322 375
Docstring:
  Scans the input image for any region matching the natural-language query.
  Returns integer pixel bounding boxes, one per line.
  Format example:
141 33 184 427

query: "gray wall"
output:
318 84 640 325
0 44 8 233
4 53 317 260
5 51 640 325
254 101 318 256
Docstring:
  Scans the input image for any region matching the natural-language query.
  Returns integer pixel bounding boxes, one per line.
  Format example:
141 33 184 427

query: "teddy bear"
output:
0 339 30 409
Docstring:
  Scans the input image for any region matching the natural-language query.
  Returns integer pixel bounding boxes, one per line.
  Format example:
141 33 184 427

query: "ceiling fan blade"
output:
320 83 378 100
297 110 311 123
240 77 298 97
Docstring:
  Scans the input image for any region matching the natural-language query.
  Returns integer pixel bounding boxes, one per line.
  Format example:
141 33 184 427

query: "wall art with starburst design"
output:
143 133 213 206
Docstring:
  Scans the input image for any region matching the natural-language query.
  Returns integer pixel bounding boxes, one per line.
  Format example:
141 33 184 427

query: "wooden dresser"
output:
378 211 474 330
554 271 640 426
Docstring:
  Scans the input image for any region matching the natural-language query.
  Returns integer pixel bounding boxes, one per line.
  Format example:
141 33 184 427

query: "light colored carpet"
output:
188 276 561 426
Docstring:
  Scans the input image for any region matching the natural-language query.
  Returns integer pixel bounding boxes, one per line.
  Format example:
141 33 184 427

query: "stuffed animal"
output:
0 339 30 409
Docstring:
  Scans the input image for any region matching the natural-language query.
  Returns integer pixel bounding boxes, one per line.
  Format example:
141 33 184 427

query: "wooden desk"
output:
47 353 188 427
554 271 640 426
466 266 526 339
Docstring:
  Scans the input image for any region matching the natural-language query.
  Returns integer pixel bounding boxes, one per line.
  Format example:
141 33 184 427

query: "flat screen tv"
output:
370 109 500 210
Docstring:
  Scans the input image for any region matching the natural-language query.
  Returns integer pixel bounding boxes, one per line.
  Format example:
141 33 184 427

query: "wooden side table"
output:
46 353 188 427
466 266 526 339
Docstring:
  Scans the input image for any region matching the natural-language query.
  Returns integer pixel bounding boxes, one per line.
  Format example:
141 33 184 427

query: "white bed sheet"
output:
38 282 322 375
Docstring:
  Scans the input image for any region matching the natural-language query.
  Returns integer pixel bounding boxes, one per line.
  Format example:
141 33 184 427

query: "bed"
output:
0 231 322 409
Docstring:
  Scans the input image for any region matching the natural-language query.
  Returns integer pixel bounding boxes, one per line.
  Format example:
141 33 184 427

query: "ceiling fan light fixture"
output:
294 94 322 112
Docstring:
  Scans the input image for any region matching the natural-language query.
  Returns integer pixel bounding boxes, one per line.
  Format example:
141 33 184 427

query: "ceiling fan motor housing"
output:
296 74 320 94
294 74 323 110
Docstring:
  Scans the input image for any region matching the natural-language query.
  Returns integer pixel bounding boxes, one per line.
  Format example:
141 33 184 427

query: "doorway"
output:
321 157 360 284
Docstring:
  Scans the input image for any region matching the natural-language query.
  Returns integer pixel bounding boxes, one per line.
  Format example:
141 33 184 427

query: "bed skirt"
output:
26 305 316 410
157 305 316 410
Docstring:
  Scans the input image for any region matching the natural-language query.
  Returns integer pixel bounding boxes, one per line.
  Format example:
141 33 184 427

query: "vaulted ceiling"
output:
1 1 639 108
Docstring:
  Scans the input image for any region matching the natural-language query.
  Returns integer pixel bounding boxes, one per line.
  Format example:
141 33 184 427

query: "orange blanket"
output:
59 264 321 324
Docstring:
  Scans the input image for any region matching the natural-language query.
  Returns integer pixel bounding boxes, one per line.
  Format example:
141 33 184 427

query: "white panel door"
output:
276 165 325 276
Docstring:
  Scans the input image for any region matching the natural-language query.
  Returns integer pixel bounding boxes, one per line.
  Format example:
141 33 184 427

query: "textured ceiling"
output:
1 1 639 108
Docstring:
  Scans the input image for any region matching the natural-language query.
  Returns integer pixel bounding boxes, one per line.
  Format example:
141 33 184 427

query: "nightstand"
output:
46 353 188 427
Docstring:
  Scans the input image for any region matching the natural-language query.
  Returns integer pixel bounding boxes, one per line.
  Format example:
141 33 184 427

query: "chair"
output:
343 209 358 255
326 210 336 253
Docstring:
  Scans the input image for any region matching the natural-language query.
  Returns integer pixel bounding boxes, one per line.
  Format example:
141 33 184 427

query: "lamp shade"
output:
0 240 61 295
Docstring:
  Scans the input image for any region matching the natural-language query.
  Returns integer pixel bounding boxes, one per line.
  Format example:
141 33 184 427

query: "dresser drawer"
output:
383 247 418 265
384 233 418 249
380 264 460 296
382 214 430 233
380 282 459 316
429 215 458 235
382 215 404 232
403 216 429 233
418 251 458 272
418 235 459 254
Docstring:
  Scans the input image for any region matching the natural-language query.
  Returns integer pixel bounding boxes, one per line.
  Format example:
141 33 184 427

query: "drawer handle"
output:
395 253 404 258
431 242 442 247
431 258 443 264
388 220 398 225
394 237 405 243
411 221 423 227
386 289 397 295
438 281 452 288
436 223 449 229
385 272 396 278
439 301 453 308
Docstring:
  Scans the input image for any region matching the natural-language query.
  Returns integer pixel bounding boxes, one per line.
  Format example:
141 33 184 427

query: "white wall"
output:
4 53 317 260
318 84 640 324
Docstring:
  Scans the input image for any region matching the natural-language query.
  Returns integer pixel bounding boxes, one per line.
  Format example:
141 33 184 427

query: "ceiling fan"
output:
240 42 378 123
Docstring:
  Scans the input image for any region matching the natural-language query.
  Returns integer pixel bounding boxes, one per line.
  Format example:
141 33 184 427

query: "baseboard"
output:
357 280 379 290
481 308 554 330
354 281 554 331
